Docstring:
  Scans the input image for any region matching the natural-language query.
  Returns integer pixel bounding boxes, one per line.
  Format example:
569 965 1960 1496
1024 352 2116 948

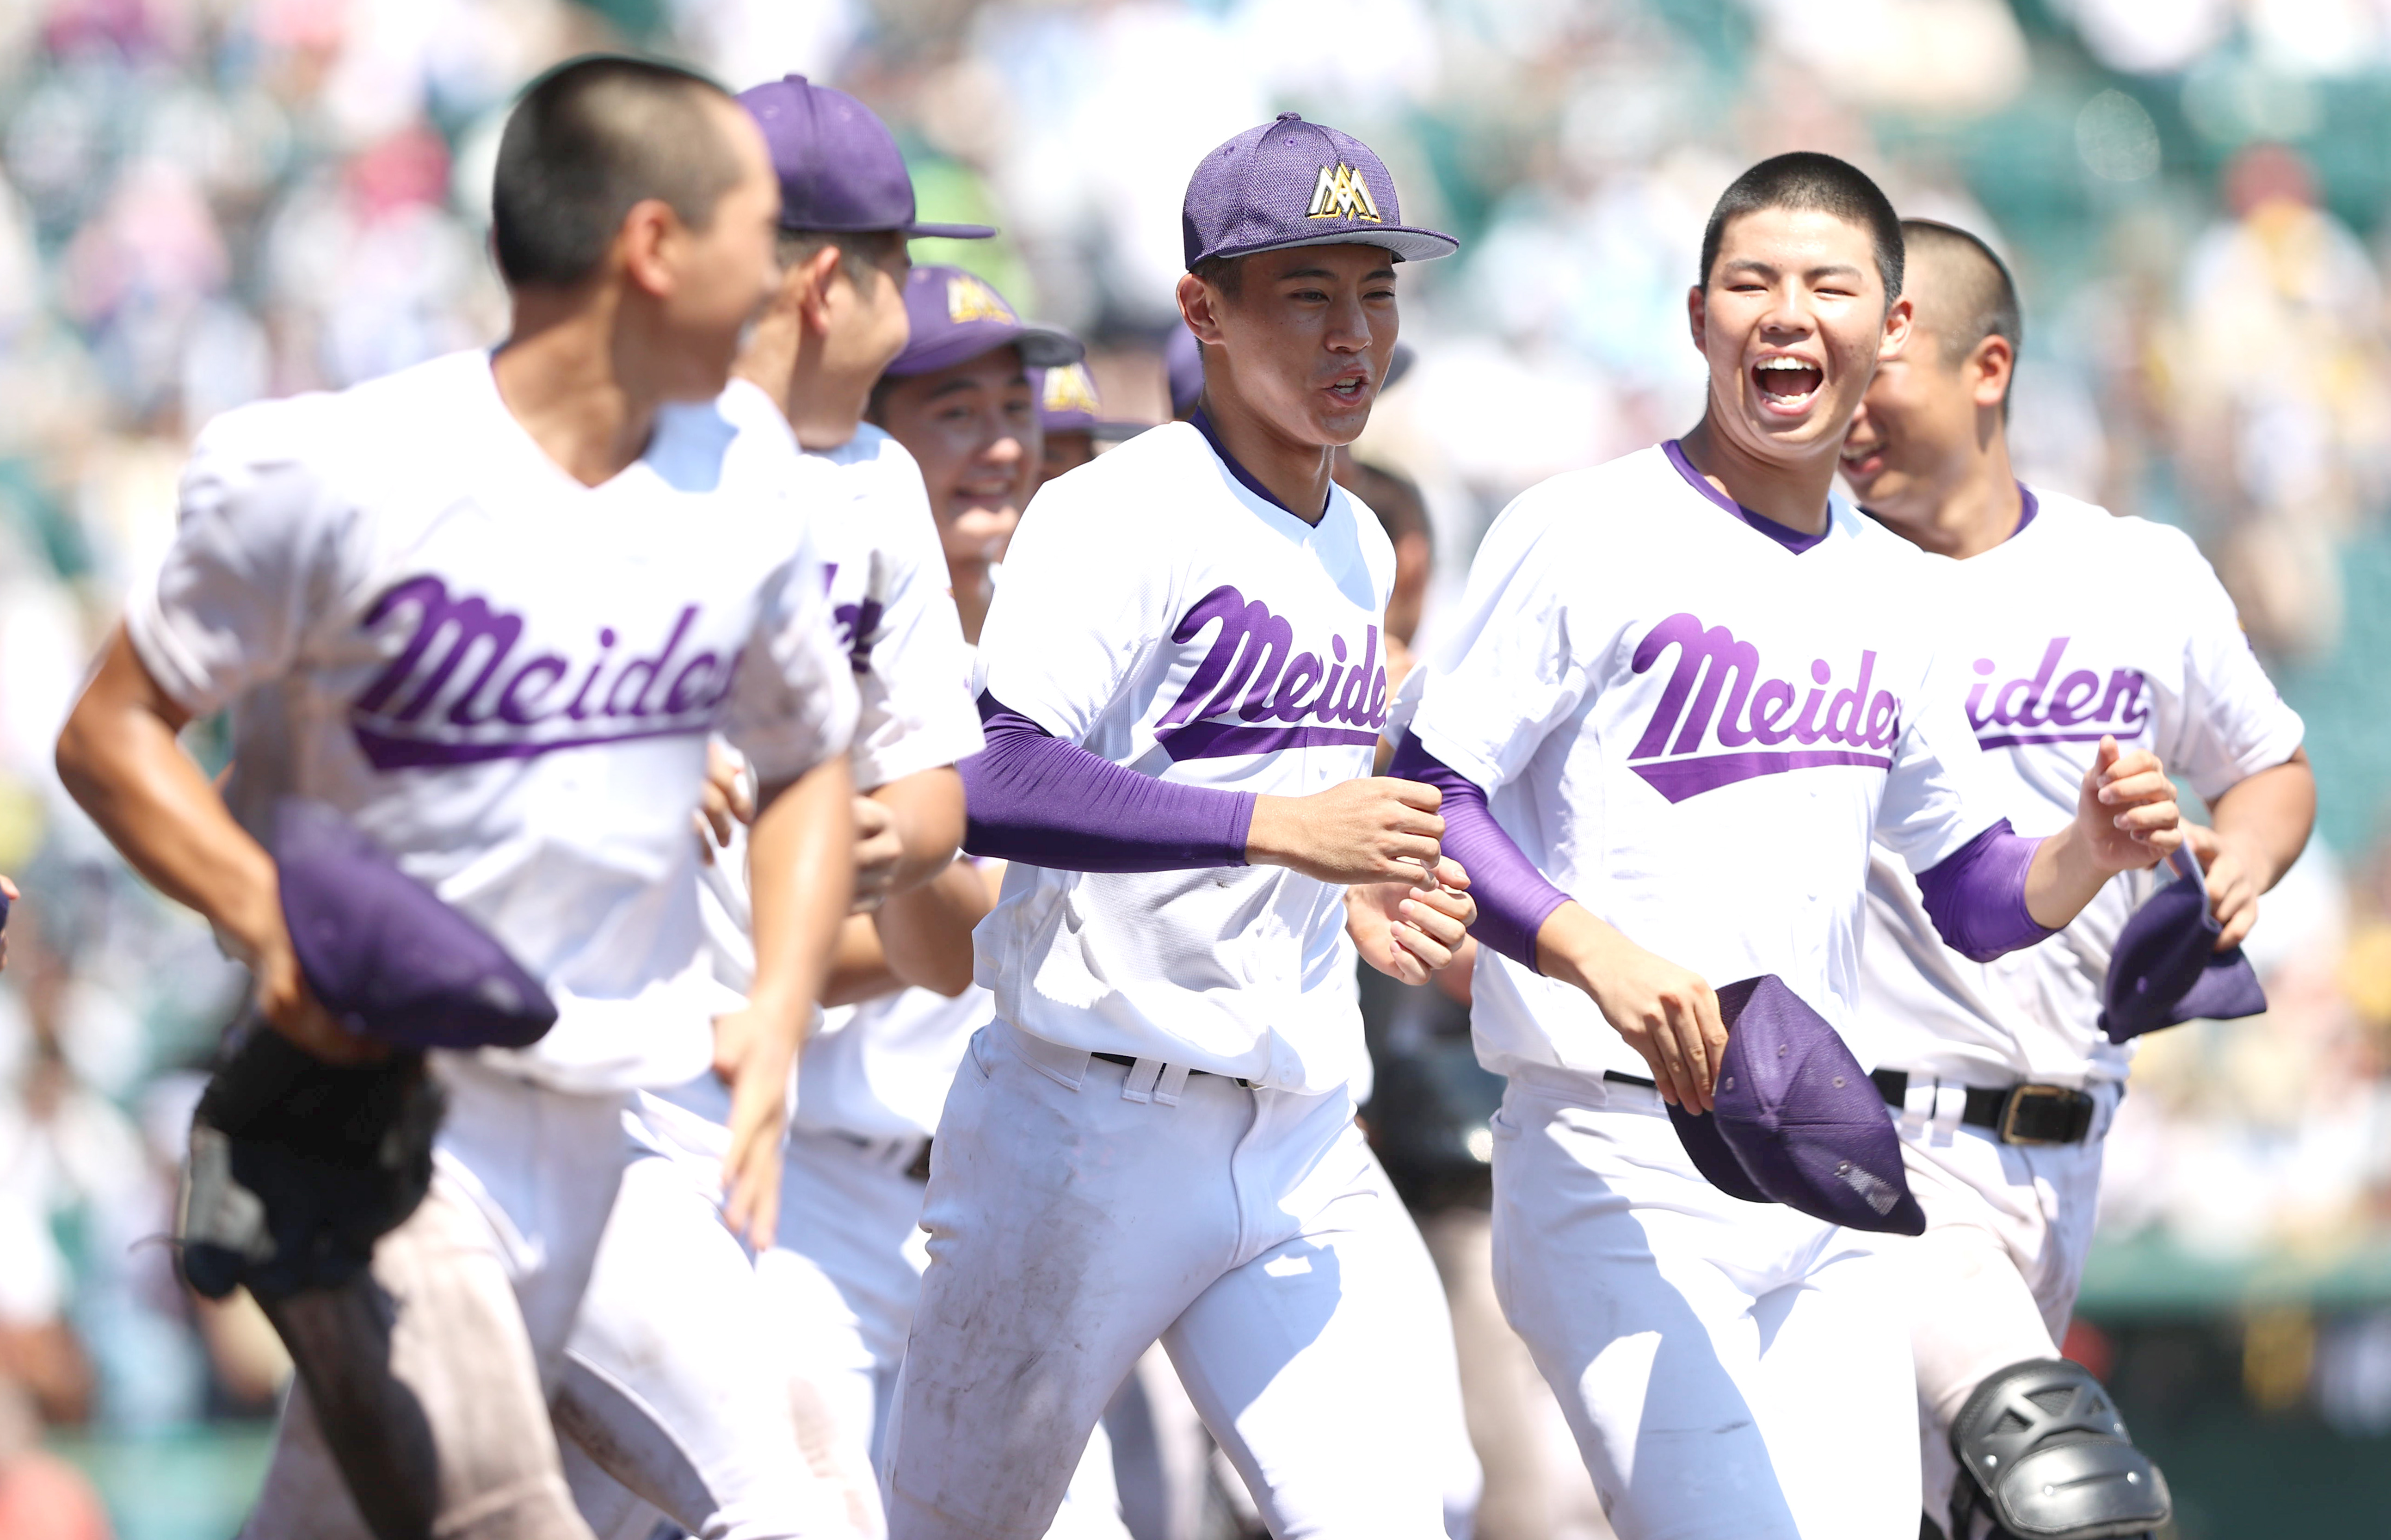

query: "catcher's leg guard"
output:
1948 1357 2169 1540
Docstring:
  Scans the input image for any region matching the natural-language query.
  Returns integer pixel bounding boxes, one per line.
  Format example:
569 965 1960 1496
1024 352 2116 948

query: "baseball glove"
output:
176 1021 444 1301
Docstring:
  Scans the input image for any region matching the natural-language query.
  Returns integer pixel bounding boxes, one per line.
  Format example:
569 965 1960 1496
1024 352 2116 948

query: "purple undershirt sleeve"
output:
958 694 1255 873
1387 734 1572 972
1913 818 2059 963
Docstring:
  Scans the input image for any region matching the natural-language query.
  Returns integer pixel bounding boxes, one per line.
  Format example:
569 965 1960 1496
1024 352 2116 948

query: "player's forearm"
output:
746 752 857 1038
869 856 998 998
2021 823 2112 932
56 628 283 962
870 765 966 894
2208 749 2315 893
1533 901 1633 998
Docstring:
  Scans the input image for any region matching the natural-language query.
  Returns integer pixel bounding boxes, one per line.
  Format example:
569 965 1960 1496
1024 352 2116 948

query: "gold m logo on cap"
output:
1305 163 1382 222
1044 363 1101 415
945 274 1015 324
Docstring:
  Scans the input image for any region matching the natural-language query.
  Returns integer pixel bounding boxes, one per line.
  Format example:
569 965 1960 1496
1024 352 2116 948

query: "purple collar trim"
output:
1662 439 1829 554
1189 407 1327 523
2008 483 2039 543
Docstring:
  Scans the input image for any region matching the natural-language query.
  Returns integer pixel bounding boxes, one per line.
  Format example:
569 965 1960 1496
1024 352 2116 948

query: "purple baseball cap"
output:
737 75 994 240
1036 357 1145 440
1666 976 1925 1236
884 265 1081 380
1183 112 1457 269
272 800 557 1051
2101 847 2266 1043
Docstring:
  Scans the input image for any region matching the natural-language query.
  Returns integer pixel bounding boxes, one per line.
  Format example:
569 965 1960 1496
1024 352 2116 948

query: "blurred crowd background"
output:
2 0 2391 1534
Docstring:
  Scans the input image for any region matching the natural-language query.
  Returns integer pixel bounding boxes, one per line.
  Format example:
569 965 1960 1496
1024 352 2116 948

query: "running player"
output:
1388 154 2183 1540
883 112 1482 1540
1841 219 2313 1540
55 56 858 1540
555 75 997 1540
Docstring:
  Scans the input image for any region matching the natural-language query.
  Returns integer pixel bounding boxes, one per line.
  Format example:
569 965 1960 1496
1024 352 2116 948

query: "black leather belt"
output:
1871 1069 2095 1146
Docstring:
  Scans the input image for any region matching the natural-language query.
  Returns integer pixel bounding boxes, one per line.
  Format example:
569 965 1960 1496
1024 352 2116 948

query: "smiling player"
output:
1389 154 2184 1540
1842 219 2313 1540
882 114 1481 1540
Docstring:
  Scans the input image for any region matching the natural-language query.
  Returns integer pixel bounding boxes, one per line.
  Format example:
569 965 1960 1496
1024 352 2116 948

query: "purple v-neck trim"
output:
1189 406 1327 523
1662 439 1829 554
2009 483 2039 542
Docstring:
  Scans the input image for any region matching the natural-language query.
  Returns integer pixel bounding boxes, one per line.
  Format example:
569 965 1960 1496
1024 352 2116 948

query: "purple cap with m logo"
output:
1666 975 1925 1236
273 800 556 1051
886 265 1083 380
1183 113 1457 270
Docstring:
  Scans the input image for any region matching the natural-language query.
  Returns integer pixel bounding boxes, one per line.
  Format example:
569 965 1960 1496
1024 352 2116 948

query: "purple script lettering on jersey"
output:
1626 612 1899 802
1154 585 1387 761
1964 639 2147 750
348 574 741 769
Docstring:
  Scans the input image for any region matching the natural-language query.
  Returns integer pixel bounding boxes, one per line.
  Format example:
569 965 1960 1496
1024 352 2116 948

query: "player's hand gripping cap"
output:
884 265 1083 379
1182 112 1458 268
273 798 556 1050
737 74 995 240
2100 845 2266 1044
1665 976 1926 1236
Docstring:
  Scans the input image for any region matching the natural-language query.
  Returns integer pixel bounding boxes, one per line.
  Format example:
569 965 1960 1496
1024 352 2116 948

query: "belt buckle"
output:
1999 1083 2072 1146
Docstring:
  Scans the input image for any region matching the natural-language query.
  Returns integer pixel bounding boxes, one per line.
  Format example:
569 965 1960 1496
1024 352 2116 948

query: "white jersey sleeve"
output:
840 438 983 789
1874 644 2005 875
1407 487 1598 792
2154 528 2305 801
127 396 365 714
975 478 1177 745
711 511 856 787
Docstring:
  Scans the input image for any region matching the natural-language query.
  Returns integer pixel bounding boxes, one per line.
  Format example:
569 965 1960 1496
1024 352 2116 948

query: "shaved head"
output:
1901 220 2021 401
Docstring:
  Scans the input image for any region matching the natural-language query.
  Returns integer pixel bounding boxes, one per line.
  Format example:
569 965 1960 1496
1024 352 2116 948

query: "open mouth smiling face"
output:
1752 353 1826 416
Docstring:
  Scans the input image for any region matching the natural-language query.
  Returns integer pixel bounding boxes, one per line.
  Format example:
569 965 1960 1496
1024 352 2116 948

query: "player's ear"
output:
616 197 679 299
797 244 845 332
1970 333 2015 411
1878 293 1914 362
1685 284 1706 355
1178 272 1227 347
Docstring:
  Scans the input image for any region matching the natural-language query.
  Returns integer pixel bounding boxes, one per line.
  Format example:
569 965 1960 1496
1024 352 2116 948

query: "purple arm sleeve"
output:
1387 735 1571 972
1914 819 2059 963
958 695 1255 873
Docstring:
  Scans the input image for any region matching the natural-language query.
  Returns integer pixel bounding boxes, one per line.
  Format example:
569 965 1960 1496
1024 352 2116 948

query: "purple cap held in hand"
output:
2101 846 2266 1043
1183 112 1457 270
885 265 1082 380
273 800 557 1052
737 75 994 241
1666 975 1925 1236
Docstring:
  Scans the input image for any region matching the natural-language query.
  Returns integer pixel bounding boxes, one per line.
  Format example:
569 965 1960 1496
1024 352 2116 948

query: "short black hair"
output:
1189 253 1244 299
1699 151 1904 302
491 55 745 290
778 228 908 290
1899 219 2021 365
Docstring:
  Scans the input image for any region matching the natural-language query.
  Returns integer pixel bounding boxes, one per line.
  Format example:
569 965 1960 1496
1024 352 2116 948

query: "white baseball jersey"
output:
1405 443 2000 1082
972 420 1396 1093
692 413 984 996
1858 486 2304 1088
128 350 857 1094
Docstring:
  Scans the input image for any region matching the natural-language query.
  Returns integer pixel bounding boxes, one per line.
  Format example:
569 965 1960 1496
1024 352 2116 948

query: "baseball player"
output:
53 55 859 1540
1388 153 2184 1540
882 113 1483 1540
1840 220 2313 1540
552 76 999 1540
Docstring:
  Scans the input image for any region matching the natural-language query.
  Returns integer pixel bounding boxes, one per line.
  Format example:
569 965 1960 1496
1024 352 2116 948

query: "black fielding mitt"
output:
176 1023 444 1301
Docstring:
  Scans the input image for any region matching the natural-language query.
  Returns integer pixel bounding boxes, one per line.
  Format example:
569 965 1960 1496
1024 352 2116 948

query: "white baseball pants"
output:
1489 1067 1917 1540
240 1059 628 1540
1891 1079 2117 1523
885 1020 1479 1540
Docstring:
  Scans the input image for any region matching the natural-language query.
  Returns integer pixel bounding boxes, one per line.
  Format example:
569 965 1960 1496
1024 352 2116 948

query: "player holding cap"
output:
554 74 994 1540
55 55 858 1540
884 114 1481 1540
1389 154 2183 1540
1841 220 2313 1540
